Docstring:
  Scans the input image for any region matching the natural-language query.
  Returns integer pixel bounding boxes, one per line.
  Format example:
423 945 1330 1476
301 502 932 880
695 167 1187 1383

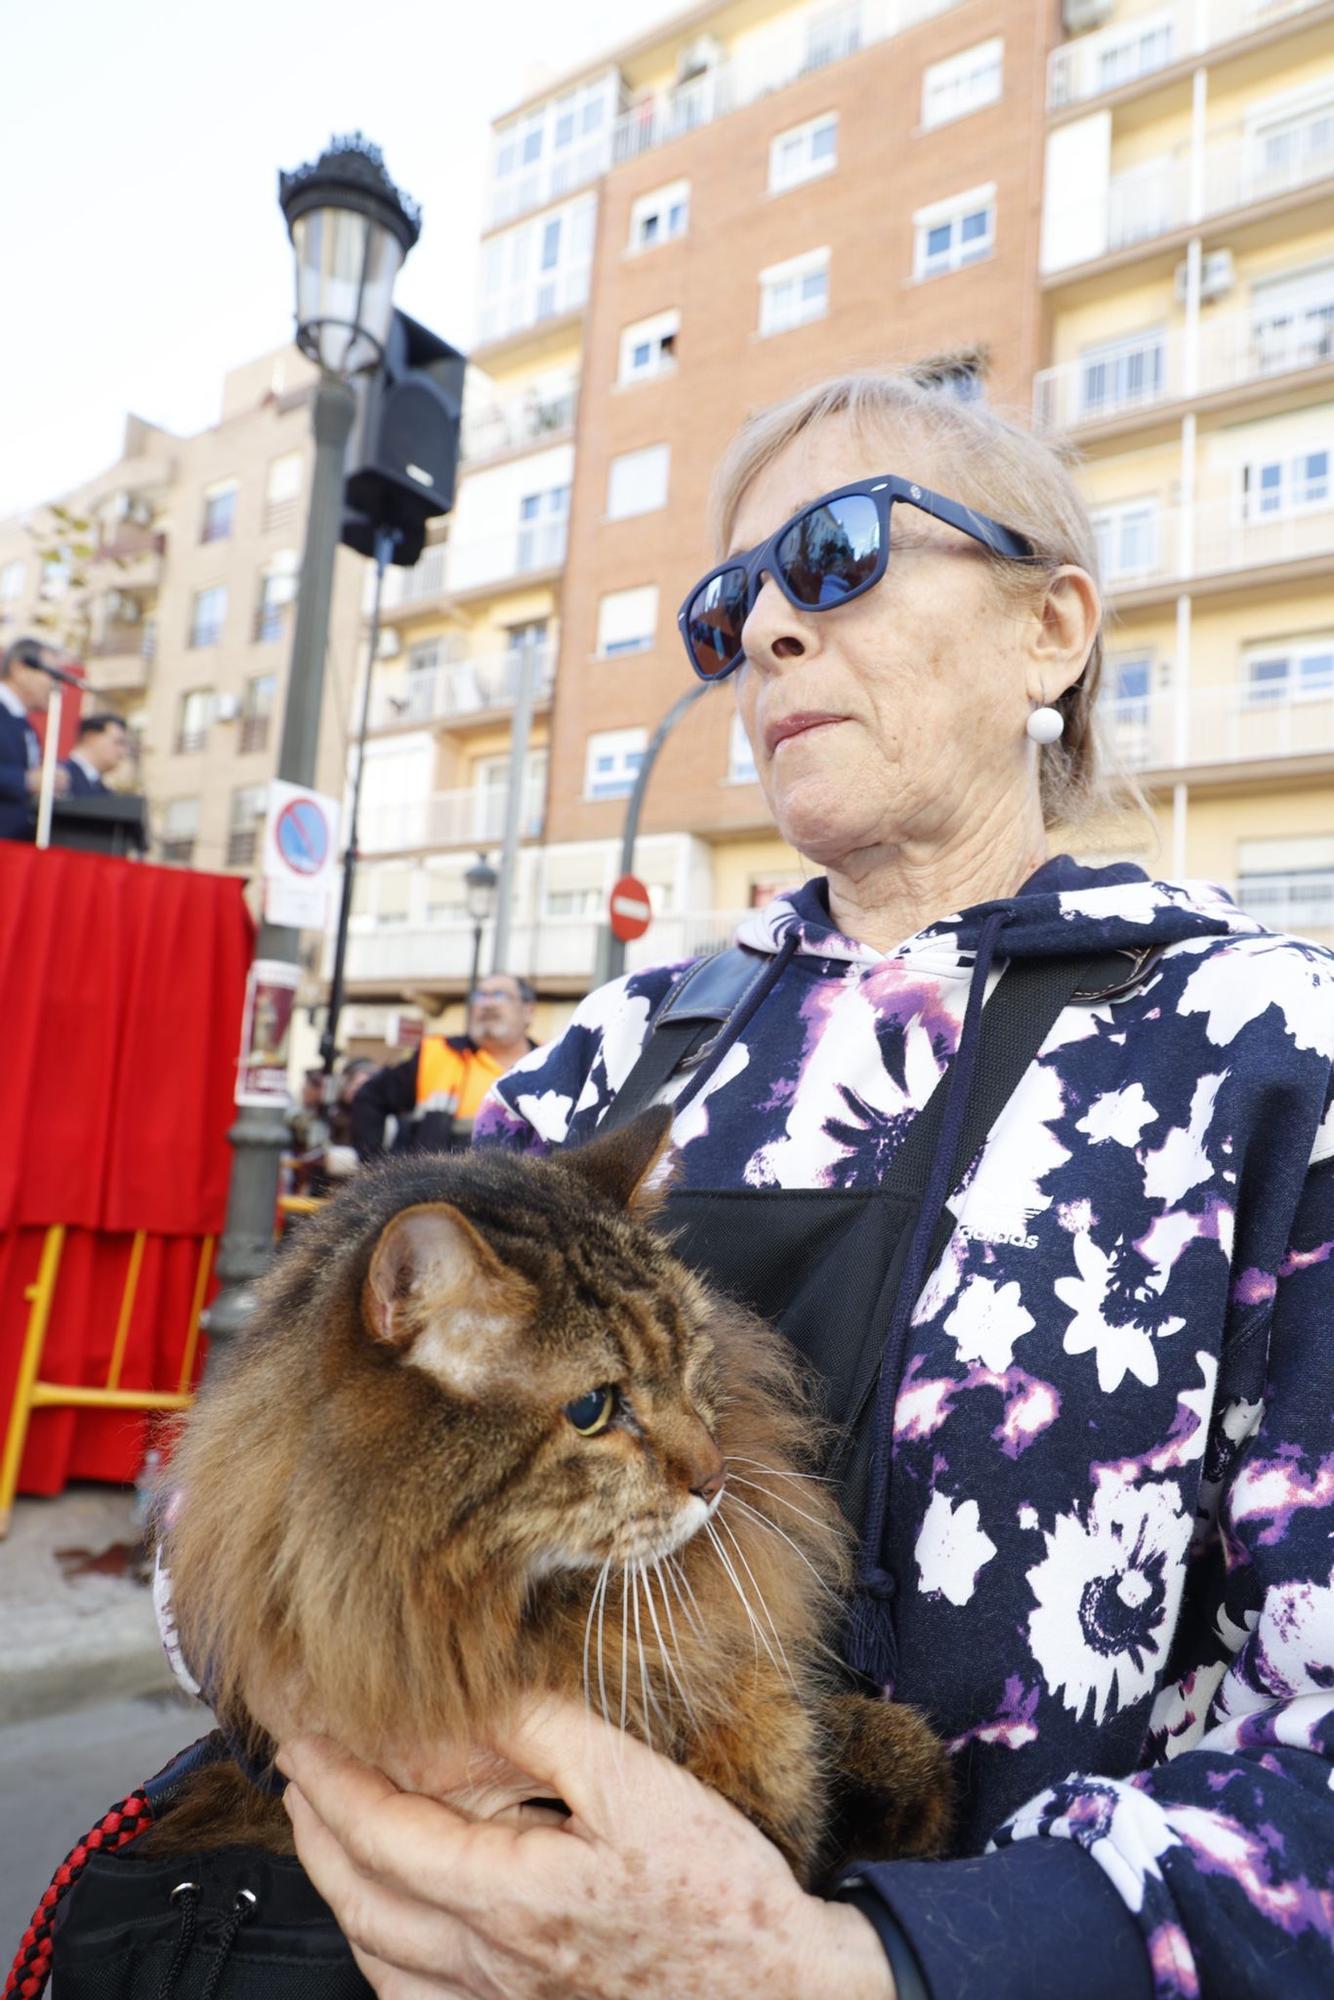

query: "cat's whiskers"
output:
726 1455 836 1485
596 1556 612 1731
643 1557 699 1731
619 1562 631 1737
630 1561 656 1750
724 1494 842 1604
704 1519 780 1679
583 1559 611 1721
713 1511 794 1686
662 1551 707 1643
728 1473 835 1536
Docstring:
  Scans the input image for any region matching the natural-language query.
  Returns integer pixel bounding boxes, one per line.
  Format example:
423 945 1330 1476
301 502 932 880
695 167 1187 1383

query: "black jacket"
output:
0 700 38 842
62 757 110 797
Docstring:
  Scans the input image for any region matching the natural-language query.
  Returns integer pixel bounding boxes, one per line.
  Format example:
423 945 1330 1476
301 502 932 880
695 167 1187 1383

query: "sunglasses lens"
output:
686 566 749 678
776 494 881 607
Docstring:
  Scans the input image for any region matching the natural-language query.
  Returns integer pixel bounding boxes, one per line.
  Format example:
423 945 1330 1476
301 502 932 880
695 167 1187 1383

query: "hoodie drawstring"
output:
846 909 1010 1691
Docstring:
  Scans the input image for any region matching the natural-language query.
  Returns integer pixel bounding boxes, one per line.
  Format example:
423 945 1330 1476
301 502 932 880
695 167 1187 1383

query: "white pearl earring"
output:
1026 704 1064 745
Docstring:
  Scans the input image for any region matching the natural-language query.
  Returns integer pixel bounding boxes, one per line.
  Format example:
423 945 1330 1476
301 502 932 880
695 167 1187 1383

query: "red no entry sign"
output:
609 873 652 942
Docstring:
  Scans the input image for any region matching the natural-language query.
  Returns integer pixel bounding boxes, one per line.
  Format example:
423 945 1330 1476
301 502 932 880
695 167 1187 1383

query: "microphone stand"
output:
33 660 85 852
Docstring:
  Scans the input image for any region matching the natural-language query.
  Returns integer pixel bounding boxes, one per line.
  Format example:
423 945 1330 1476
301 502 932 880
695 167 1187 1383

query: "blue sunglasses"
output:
677 474 1035 683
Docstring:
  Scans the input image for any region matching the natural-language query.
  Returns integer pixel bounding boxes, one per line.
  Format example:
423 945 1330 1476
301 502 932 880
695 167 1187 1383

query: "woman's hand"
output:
278 1697 894 2000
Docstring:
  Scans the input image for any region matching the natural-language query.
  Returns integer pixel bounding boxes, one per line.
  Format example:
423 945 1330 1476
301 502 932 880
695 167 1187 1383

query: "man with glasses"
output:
350 973 539 1160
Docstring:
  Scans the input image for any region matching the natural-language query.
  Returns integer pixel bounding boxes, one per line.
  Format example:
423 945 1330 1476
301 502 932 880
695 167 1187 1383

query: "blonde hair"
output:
709 366 1117 830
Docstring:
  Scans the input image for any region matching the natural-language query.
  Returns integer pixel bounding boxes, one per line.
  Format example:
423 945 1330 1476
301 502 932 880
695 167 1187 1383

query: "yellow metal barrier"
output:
0 1228 215 1537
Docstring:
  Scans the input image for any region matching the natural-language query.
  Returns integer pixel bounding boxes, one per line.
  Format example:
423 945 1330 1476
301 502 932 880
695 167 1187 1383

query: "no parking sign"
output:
262 781 340 929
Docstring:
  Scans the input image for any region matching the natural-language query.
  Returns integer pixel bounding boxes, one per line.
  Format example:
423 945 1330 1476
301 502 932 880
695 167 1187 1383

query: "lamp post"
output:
465 851 499 999
207 135 421 1357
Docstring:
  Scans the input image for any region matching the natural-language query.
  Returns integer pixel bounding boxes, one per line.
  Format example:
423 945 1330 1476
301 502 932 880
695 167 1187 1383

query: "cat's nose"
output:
691 1458 726 1505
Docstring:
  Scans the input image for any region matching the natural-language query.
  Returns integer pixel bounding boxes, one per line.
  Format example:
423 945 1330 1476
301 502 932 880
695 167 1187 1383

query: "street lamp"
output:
465 852 499 998
207 135 420 1358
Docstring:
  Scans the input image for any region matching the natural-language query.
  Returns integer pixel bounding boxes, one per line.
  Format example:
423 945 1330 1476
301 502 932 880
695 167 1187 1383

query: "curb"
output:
0 1637 178 1730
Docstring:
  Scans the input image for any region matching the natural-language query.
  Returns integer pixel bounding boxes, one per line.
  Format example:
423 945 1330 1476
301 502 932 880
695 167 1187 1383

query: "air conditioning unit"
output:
376 629 402 660
214 693 241 722
1061 0 1114 31
1173 249 1235 304
676 33 722 82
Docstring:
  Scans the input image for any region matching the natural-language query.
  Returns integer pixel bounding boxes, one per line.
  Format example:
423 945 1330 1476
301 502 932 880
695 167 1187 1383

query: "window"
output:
188 585 227 648
161 797 199 866
728 712 758 783
374 867 413 925
921 39 1003 129
521 123 543 165
226 784 268 868
607 443 670 519
240 674 276 754
1078 328 1167 417
618 310 680 384
0 559 24 601
1096 17 1174 93
254 551 298 642
1112 654 1152 720
584 728 647 800
554 100 576 149
597 585 658 656
540 218 562 270
1242 448 1331 520
1250 262 1334 372
629 179 690 251
200 481 237 543
516 485 570 569
914 183 996 279
805 0 860 69
769 114 838 194
175 688 213 755
1250 91 1334 196
1245 635 1334 704
1091 499 1160 580
758 248 830 336
1237 834 1334 933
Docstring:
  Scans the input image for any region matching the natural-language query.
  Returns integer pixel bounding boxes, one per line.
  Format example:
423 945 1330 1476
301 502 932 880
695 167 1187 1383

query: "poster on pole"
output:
262 781 341 929
235 958 302 1106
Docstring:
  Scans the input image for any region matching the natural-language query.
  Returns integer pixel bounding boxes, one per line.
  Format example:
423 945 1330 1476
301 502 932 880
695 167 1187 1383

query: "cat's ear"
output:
363 1203 535 1393
561 1104 677 1215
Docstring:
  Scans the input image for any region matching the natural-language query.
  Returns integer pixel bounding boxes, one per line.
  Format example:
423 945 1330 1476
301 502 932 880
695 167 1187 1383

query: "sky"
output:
0 0 679 520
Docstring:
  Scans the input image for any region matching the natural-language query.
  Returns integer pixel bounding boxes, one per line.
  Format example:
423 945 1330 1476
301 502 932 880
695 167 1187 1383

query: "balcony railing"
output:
1048 0 1327 112
461 389 577 464
368 646 555 732
487 138 611 228
610 0 957 167
1044 107 1334 271
1098 496 1334 596
476 262 592 350
1033 298 1334 429
88 621 153 661
1234 870 1334 932
360 780 547 855
239 714 271 754
225 828 259 868
1101 680 1334 772
338 910 749 986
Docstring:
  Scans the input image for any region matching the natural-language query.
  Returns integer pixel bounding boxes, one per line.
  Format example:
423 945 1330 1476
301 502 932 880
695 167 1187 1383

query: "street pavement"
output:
0 1687 208 1960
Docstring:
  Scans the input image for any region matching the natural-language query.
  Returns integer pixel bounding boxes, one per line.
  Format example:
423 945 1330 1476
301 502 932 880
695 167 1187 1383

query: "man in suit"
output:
0 637 67 842
62 713 130 796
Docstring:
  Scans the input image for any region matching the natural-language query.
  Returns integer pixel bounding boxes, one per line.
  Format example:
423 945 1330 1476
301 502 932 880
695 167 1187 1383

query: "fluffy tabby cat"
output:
150 1107 951 1884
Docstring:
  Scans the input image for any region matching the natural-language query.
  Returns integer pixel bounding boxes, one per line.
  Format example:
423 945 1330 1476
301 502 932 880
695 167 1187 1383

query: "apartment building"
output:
0 349 362 882
340 0 1059 1028
1035 0 1334 937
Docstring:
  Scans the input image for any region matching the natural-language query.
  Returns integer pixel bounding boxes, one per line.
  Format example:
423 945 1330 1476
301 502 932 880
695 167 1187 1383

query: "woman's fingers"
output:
285 1780 480 1982
483 1694 689 1835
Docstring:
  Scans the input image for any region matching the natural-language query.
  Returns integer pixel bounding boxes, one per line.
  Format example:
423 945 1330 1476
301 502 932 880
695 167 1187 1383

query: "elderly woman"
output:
279 373 1334 2000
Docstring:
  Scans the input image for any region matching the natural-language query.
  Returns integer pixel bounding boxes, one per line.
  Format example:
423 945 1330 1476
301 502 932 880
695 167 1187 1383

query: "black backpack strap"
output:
597 947 770 1135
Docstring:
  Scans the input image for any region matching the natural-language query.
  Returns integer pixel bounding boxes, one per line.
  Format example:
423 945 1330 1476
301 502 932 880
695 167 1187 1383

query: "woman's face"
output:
729 414 1074 873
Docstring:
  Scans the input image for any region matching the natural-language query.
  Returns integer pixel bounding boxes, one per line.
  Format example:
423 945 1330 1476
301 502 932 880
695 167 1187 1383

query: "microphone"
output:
33 659 87 693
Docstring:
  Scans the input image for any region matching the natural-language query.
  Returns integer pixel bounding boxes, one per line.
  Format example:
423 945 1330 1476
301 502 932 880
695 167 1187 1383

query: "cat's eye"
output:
563 1385 617 1436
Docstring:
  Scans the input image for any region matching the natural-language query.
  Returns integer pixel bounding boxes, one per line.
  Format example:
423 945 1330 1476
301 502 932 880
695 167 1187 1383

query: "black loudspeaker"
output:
341 310 466 566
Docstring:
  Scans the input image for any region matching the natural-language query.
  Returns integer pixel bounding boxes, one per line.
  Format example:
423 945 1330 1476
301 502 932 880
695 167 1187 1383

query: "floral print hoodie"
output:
475 856 1334 2000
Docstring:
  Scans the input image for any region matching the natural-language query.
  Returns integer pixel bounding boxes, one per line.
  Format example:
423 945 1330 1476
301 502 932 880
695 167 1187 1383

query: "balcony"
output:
461 388 577 466
1234 871 1334 932
1099 496 1334 601
1034 299 1334 431
1043 107 1334 273
1101 680 1334 773
488 139 611 228
368 645 556 733
1048 0 1330 113
360 779 547 855
475 263 591 353
383 524 568 618
610 0 957 167
340 910 748 988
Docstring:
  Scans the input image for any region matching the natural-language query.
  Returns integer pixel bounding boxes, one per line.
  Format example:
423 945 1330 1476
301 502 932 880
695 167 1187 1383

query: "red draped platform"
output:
0 842 253 1496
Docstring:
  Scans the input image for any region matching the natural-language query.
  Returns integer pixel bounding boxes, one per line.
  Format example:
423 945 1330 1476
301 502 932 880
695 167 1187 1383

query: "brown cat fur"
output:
149 1108 952 1883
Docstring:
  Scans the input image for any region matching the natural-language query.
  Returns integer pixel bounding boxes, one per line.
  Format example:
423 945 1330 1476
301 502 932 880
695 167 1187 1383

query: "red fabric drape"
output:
0 844 254 1492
